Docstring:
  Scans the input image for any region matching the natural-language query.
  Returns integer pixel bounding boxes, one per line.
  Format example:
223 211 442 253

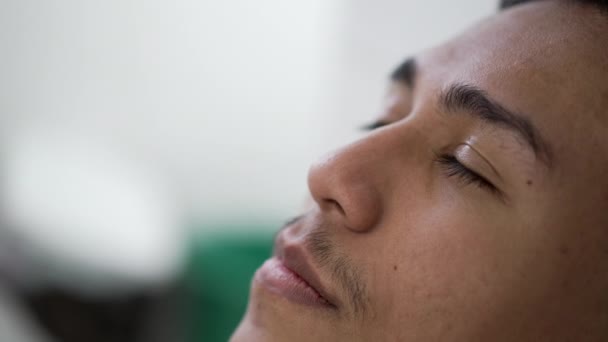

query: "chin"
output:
230 319 263 342
229 286 282 342
230 284 329 342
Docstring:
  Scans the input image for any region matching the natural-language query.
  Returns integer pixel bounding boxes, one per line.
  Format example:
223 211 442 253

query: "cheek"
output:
362 205 525 338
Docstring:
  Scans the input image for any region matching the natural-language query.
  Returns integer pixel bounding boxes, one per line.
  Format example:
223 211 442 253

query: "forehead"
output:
415 1 608 165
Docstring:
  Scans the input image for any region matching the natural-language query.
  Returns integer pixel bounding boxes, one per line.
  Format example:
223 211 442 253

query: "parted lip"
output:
274 232 339 308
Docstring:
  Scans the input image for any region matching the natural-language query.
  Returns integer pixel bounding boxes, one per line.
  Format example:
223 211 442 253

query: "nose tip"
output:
307 150 383 233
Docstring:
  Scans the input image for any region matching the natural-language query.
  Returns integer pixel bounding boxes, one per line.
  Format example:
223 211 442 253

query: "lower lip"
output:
255 257 331 308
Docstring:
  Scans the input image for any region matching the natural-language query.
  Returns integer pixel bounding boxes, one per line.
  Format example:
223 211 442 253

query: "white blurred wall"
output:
0 0 496 231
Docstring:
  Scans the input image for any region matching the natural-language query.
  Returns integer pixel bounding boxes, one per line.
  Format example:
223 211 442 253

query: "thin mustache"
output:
277 215 369 317
305 225 368 317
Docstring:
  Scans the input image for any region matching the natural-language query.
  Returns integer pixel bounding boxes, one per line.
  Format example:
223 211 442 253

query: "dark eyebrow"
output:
440 83 553 167
390 57 417 88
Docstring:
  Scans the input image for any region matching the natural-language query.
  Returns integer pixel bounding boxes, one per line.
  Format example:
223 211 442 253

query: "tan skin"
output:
232 2 608 341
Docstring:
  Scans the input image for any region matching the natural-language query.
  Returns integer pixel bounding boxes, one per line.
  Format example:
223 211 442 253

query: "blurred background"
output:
0 1 495 341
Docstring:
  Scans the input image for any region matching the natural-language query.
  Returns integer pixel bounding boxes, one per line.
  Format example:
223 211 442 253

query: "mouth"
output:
256 257 335 308
254 231 338 310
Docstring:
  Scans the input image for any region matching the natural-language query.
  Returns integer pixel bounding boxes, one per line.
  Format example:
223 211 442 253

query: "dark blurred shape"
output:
3 283 186 342
23 288 153 342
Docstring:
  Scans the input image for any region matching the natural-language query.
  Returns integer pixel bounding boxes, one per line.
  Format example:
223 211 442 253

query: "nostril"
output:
324 199 345 216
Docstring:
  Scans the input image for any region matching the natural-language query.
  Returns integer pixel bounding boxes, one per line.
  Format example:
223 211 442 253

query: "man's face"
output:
232 2 608 341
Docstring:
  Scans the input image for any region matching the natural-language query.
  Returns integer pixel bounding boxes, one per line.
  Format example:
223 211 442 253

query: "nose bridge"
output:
307 123 416 232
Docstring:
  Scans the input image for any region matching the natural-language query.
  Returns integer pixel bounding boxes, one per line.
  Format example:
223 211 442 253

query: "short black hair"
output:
500 0 608 11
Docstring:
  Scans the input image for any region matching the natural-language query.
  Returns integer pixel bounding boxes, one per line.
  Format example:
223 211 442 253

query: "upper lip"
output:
275 233 338 308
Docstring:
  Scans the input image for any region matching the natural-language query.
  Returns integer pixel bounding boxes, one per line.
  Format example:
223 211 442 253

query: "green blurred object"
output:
183 225 274 342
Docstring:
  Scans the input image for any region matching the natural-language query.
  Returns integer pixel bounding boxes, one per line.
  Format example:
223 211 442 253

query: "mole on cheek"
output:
526 180 533 186
393 265 398 271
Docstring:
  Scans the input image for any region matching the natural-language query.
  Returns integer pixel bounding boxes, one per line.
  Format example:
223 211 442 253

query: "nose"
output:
307 128 404 233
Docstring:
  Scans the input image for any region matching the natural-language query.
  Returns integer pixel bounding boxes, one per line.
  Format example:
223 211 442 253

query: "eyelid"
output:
454 144 503 182
436 153 505 200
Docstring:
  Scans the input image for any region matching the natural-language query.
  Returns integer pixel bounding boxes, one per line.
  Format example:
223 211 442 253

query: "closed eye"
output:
365 122 504 199
361 120 391 131
436 154 502 198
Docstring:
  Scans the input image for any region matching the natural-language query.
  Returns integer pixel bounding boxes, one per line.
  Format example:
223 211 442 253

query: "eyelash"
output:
435 154 500 195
